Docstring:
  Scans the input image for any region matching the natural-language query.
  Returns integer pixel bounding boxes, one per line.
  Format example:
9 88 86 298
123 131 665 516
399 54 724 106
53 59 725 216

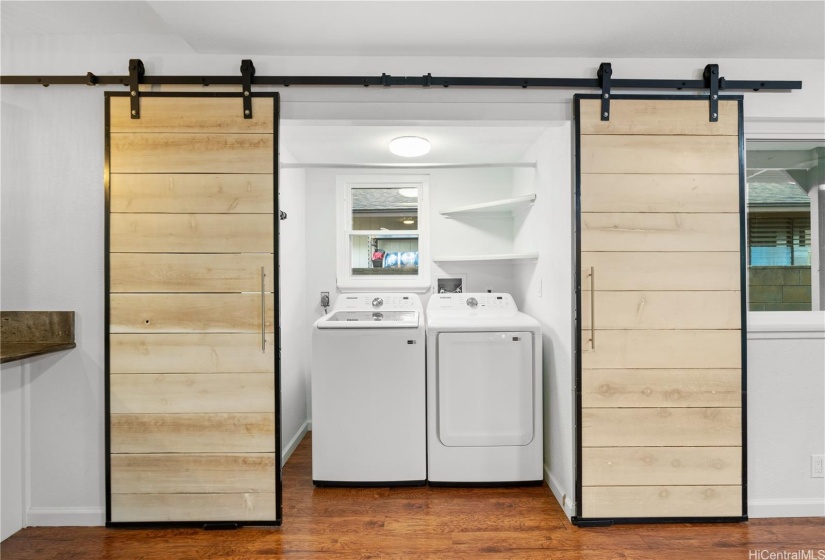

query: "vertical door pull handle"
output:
589 266 596 350
261 267 266 353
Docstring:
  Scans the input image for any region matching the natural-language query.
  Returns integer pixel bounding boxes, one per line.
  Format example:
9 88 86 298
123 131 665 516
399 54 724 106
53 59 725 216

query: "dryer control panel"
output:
428 293 518 313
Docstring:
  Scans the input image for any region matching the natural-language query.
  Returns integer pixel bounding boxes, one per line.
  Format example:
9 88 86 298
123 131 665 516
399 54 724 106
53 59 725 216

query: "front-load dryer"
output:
426 293 543 485
311 293 426 486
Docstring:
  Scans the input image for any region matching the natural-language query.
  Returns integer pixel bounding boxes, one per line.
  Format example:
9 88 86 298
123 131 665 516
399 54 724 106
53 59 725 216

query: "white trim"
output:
544 465 575 520
281 420 309 467
748 498 825 518
25 507 105 527
747 311 825 339
22 365 31 529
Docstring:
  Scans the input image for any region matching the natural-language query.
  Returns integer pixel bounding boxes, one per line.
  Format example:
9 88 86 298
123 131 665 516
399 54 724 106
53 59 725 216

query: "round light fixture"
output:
398 187 418 198
389 136 430 158
402 218 415 225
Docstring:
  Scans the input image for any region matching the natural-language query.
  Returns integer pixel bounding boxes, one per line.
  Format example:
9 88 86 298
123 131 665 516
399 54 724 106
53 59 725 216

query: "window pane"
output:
350 234 419 276
352 187 418 231
747 140 819 312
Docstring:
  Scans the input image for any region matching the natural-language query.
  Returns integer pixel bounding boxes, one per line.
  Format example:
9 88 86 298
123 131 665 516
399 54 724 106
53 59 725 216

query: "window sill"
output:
747 311 825 339
337 278 432 294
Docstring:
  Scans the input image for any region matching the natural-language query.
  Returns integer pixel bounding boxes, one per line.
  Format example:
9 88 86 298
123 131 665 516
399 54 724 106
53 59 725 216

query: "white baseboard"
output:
749 498 825 518
281 420 309 466
545 465 575 520
307 420 312 431
26 507 105 527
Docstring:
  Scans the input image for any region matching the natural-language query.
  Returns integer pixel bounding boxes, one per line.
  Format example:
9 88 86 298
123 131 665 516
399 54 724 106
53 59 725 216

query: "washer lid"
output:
317 310 420 329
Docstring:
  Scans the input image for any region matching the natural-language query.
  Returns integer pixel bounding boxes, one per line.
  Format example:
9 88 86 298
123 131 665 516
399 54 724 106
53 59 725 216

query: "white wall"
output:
279 150 310 463
511 124 576 518
1 91 107 531
747 314 825 518
1 47 823 530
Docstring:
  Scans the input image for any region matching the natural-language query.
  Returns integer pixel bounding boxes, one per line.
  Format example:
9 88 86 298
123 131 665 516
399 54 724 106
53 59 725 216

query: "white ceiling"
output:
5 1 819 164
281 123 550 163
2 1 823 60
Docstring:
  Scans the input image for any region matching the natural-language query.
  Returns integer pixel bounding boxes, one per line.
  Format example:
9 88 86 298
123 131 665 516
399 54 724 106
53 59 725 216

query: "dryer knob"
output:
466 297 478 308
372 297 384 308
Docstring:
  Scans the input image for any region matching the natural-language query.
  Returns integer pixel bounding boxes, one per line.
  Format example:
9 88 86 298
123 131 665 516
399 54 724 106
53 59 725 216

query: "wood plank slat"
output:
582 330 742 369
110 492 276 522
111 453 276 494
580 135 739 175
110 333 275 373
110 373 275 414
579 174 740 214
581 369 741 408
581 485 742 518
582 447 741 486
110 253 275 293
110 133 273 174
579 99 739 136
580 291 741 330
110 214 274 253
581 252 741 291
109 97 274 134
582 408 742 447
110 413 276 453
110 294 275 333
581 213 740 252
110 173 274 213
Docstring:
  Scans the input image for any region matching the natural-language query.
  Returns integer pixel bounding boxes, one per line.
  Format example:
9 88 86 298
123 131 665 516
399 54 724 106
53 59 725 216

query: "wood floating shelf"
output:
439 194 537 217
432 252 539 263
1 311 76 364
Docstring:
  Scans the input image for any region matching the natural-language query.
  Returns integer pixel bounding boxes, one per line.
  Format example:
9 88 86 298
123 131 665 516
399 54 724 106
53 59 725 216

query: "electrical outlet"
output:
813 455 825 478
486 286 493 293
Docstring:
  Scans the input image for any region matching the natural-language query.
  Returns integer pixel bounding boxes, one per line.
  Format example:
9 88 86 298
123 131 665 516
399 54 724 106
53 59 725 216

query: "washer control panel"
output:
334 293 422 312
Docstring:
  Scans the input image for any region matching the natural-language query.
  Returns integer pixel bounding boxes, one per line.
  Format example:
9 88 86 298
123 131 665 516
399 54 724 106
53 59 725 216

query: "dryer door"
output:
437 331 534 447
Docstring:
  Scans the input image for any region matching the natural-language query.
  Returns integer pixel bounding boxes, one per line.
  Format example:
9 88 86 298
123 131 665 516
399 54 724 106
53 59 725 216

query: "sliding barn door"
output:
105 93 280 525
575 95 745 522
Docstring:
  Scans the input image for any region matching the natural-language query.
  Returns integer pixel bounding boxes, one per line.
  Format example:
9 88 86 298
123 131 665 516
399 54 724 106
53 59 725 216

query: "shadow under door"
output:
105 92 281 526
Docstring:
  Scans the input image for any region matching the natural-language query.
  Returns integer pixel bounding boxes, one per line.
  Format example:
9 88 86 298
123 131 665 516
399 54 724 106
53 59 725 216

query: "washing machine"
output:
426 293 543 485
311 293 426 486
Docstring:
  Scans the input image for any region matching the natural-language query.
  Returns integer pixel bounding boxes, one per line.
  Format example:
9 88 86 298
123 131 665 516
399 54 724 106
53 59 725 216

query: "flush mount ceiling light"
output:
398 187 418 198
402 218 416 225
389 136 431 158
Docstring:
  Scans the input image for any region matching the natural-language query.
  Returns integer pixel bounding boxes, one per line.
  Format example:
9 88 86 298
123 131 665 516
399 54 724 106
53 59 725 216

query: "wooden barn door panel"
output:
576 96 745 521
106 93 280 525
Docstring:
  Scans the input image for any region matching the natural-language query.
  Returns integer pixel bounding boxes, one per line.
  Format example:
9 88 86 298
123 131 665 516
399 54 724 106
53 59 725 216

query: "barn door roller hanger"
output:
1 58 801 122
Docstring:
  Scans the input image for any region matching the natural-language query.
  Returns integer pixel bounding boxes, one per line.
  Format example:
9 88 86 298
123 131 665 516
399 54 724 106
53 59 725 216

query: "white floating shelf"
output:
433 252 539 263
440 194 536 217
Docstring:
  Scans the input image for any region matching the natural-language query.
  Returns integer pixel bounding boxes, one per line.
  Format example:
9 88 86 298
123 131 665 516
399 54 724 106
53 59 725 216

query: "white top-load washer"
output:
311 293 426 486
426 293 543 485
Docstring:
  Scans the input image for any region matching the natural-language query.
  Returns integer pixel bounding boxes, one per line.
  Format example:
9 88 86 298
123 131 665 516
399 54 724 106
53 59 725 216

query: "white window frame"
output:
745 122 824 318
335 174 431 292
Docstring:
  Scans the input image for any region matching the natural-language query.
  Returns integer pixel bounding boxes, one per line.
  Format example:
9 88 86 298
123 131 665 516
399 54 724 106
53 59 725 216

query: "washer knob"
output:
466 297 478 308
372 297 384 308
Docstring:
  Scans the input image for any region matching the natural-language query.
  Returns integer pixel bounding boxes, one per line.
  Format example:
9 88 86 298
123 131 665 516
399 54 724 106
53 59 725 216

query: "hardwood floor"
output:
2 432 823 559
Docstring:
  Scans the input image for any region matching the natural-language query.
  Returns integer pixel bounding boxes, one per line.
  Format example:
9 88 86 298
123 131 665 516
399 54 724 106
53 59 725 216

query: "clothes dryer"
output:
426 293 543 484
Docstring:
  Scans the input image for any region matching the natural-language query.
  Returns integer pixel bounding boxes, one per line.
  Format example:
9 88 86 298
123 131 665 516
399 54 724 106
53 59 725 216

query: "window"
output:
747 140 823 312
336 175 430 290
